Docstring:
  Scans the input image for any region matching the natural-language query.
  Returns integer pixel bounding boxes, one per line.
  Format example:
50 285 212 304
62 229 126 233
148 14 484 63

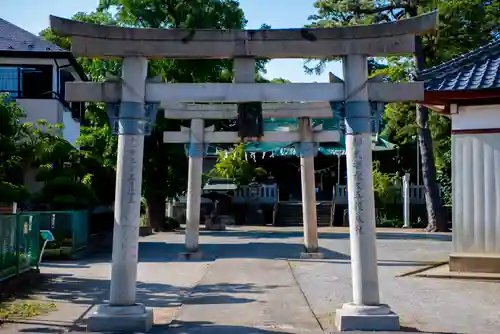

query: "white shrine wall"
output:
451 104 500 254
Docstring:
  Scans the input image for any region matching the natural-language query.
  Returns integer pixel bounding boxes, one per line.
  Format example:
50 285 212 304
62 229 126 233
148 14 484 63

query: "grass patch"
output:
0 301 56 320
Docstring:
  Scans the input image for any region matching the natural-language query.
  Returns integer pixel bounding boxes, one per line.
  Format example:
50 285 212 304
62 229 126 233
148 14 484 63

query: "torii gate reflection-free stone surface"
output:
50 12 437 332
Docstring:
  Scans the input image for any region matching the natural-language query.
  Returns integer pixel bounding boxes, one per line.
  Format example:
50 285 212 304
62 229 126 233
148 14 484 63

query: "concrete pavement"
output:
1 226 497 333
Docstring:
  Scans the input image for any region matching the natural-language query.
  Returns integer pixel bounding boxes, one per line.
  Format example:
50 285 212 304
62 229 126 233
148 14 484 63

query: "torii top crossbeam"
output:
49 12 437 58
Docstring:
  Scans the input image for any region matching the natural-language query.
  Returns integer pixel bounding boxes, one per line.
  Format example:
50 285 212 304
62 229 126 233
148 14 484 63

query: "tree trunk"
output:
413 27 449 232
416 105 448 232
146 194 166 232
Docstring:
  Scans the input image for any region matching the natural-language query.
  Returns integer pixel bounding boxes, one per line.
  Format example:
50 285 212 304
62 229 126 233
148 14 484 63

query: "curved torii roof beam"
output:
49 11 437 59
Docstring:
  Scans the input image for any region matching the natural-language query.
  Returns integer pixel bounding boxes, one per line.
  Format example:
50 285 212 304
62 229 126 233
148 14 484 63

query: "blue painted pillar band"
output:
296 142 317 157
107 102 158 136
344 101 372 134
188 143 205 158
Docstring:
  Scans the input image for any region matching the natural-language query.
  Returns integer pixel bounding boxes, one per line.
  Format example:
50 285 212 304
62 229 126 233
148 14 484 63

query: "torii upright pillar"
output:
335 55 399 331
49 12 436 332
183 118 205 258
87 57 154 332
298 117 322 257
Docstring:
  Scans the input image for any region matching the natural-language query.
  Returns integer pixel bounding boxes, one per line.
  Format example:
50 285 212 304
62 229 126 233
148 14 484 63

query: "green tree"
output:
208 144 256 185
307 0 500 231
96 0 252 230
0 95 96 209
42 0 270 229
0 95 30 203
41 12 120 210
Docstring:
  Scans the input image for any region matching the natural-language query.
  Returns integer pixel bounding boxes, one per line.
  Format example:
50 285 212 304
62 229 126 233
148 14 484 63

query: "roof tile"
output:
419 39 500 92
0 17 66 53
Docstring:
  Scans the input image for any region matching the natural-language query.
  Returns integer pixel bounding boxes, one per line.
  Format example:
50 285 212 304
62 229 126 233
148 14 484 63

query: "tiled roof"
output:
0 17 67 54
419 39 500 92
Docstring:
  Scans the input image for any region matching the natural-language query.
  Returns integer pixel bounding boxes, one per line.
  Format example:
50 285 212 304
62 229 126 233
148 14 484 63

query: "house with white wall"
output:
0 17 86 146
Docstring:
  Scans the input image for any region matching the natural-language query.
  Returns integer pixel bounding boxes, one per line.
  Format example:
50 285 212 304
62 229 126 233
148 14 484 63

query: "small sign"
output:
40 230 55 242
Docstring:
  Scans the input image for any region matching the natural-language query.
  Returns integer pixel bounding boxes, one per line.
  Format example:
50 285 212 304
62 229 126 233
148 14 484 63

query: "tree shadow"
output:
10 321 464 334
137 241 351 261
32 274 280 308
62 240 351 265
201 229 452 242
290 258 444 268
14 320 302 333
5 276 287 333
155 320 307 333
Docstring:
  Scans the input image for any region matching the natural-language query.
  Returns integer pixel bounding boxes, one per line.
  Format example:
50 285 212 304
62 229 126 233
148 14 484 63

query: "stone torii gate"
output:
50 11 437 332
162 96 341 259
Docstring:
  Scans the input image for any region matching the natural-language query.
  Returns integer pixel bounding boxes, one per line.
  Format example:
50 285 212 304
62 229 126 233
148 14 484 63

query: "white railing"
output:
334 184 440 205
233 184 278 204
173 183 437 206
174 183 279 205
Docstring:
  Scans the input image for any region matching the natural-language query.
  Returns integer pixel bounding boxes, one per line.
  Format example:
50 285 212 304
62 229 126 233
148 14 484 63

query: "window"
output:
0 65 53 98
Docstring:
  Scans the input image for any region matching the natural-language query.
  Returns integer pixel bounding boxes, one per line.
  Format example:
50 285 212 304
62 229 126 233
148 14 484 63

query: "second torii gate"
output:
50 11 437 333
162 57 343 259
163 100 340 258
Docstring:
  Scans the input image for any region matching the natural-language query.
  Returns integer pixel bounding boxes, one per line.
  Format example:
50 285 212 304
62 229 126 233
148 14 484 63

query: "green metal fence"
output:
0 213 41 281
0 210 89 280
32 211 89 253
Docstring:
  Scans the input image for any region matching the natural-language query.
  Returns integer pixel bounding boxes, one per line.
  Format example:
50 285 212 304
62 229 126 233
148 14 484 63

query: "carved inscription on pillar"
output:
347 135 366 235
119 135 140 264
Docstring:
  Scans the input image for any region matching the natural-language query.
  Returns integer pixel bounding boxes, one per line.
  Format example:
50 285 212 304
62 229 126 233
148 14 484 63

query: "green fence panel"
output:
34 210 89 253
1 210 89 274
0 213 41 281
0 214 17 280
17 213 41 267
71 211 88 252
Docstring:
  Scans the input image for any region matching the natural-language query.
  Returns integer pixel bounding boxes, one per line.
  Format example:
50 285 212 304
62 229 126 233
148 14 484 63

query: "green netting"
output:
0 213 41 281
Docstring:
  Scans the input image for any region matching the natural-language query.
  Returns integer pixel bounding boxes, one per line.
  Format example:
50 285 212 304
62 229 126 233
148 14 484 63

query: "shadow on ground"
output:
291 258 443 268
140 241 350 261
5 321 465 334
11 320 302 333
34 274 281 308
51 240 351 265
3 277 285 333
155 320 312 334
401 325 464 334
201 229 452 242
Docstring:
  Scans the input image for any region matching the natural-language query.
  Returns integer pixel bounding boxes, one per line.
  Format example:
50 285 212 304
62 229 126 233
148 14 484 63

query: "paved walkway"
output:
1 226 499 333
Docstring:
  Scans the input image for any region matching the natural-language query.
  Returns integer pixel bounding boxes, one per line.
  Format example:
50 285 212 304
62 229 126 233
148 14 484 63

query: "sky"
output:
1 0 343 82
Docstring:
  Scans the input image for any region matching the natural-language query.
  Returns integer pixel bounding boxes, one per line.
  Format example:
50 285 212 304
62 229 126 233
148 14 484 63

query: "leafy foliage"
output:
0 90 115 209
372 161 400 205
306 0 500 230
40 0 273 228
208 144 257 185
0 94 29 203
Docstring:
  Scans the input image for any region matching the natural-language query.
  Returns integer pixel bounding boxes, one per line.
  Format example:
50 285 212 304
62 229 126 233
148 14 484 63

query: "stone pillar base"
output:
178 252 204 260
87 303 153 332
450 253 500 273
335 303 400 332
300 252 324 259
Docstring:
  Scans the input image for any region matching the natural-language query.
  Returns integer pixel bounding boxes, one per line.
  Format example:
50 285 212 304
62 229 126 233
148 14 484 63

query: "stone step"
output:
276 203 333 226
449 253 500 274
